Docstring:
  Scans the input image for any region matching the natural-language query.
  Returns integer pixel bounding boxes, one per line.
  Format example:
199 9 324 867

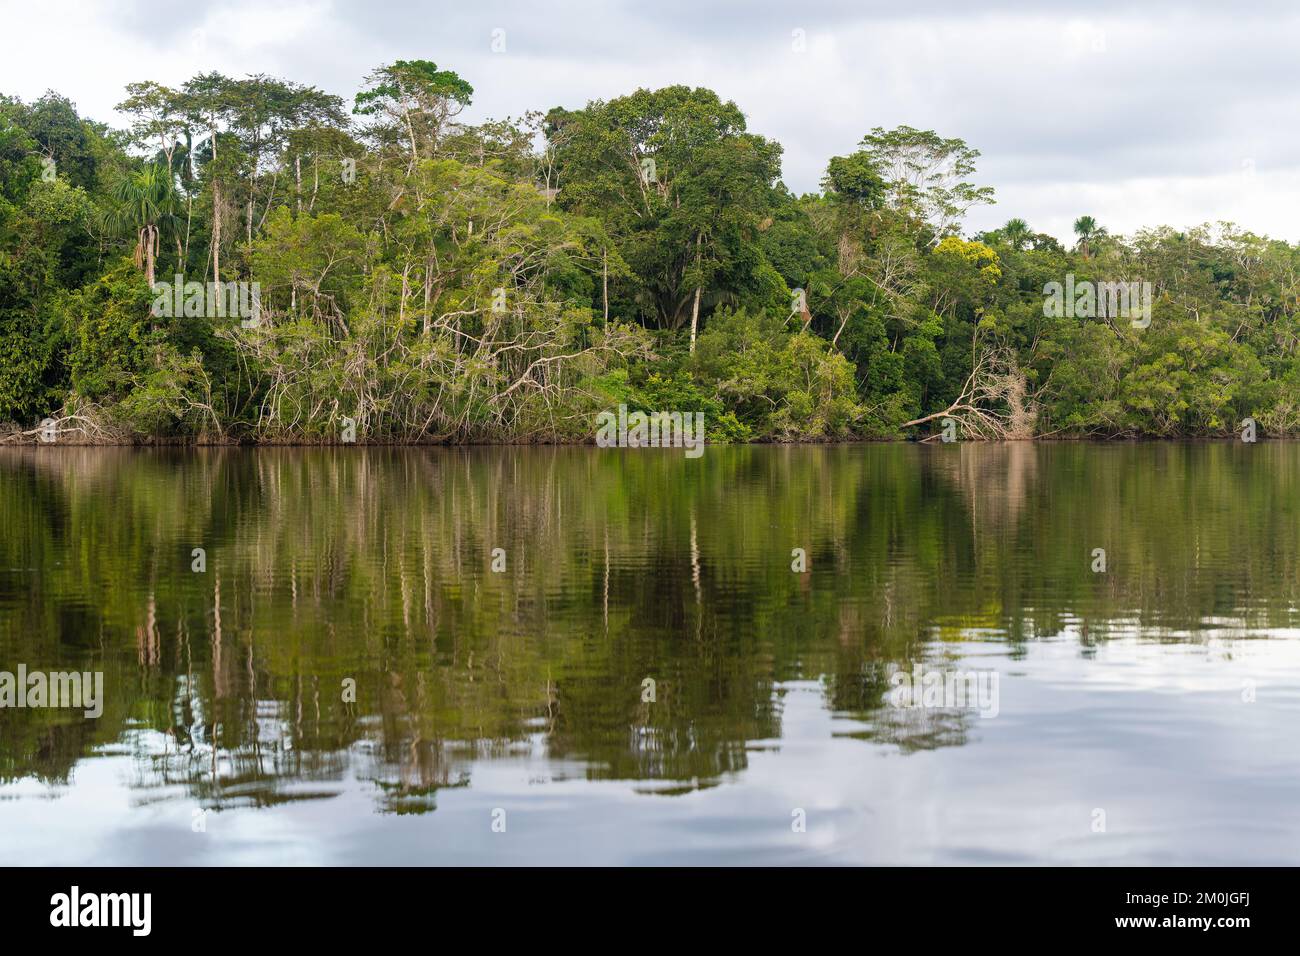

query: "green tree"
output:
856 126 995 236
354 60 473 168
549 86 784 350
102 161 181 287
1073 215 1106 259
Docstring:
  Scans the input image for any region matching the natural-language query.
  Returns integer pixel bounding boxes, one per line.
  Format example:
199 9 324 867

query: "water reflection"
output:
2 443 1300 863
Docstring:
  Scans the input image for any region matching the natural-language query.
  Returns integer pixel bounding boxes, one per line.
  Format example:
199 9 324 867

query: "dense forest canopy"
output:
1 61 1297 444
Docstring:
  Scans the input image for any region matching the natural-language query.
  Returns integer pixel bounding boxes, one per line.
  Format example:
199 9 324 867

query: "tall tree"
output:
103 161 180 287
353 60 473 171
1073 215 1106 259
182 72 236 284
548 86 783 349
855 126 994 237
1002 217 1031 251
220 75 347 246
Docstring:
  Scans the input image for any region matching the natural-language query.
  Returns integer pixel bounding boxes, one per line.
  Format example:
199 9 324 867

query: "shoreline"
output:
0 434 1285 448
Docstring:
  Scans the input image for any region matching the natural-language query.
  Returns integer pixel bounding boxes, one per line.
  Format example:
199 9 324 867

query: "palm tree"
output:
1002 218 1031 251
1073 215 1107 259
103 162 181 287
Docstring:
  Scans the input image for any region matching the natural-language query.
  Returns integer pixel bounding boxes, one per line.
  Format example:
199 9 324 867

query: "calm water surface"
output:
2 443 1300 865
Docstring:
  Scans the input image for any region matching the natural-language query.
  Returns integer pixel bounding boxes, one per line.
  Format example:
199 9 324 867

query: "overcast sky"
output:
3 0 1298 243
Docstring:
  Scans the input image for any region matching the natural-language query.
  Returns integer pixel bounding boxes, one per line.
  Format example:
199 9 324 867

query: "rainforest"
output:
2 60 1297 445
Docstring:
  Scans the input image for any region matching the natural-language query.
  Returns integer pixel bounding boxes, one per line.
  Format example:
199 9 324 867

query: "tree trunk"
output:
688 234 703 354
212 180 221 285
832 309 849 349
145 225 156 288
404 107 419 172
247 133 257 246
147 225 160 368
210 119 221 284
689 284 702 353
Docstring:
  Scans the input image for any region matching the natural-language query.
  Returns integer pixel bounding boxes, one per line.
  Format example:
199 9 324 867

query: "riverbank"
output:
0 426 1282 446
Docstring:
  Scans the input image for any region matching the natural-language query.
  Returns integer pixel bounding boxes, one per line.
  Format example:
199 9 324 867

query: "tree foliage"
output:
1 69 1297 443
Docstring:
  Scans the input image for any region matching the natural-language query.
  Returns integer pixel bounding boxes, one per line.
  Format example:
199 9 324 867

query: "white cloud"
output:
3 0 1298 243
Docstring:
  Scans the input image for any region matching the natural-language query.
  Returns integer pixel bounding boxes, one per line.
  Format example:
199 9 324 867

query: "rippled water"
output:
2 443 1299 864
